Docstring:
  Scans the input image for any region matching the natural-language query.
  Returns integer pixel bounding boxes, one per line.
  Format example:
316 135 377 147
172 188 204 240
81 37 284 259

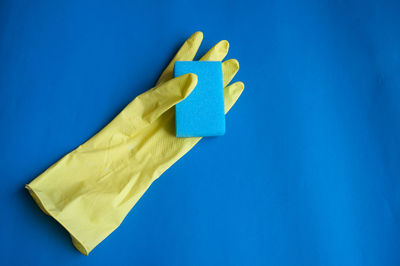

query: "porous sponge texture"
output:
174 61 225 137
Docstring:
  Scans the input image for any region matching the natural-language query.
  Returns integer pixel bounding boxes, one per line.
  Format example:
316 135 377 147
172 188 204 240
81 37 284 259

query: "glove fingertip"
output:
180 73 198 99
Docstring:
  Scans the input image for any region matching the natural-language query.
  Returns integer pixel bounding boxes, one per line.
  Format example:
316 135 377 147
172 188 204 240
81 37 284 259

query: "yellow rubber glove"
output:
26 32 244 255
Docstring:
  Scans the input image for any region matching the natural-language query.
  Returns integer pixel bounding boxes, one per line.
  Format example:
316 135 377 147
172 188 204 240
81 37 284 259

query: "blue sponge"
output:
174 61 225 137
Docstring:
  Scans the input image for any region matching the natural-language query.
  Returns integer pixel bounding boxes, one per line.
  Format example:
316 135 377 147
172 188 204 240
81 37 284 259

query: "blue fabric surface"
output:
0 0 399 265
175 61 225 137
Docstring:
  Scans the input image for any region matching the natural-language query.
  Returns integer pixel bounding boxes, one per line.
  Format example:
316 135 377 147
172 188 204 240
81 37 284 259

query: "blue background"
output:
0 0 399 265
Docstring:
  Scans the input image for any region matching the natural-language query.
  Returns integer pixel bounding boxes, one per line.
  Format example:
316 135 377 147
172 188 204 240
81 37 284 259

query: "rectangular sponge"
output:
174 61 225 137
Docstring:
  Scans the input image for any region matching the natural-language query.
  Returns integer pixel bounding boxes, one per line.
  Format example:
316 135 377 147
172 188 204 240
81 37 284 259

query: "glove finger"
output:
125 73 198 131
156 32 203 86
222 59 239 87
224 81 244 113
199 40 229 61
